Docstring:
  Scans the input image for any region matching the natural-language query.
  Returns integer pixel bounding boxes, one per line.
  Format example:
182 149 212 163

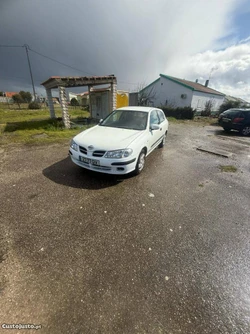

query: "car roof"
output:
116 106 161 113
224 108 250 112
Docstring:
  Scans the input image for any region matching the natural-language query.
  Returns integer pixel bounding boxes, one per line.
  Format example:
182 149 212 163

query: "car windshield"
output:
100 110 148 130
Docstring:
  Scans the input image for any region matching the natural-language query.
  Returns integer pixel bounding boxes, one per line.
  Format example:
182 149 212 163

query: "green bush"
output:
161 106 195 119
70 98 79 107
201 100 213 116
28 102 41 110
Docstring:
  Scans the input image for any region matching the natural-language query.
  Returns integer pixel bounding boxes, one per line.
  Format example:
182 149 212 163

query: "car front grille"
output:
79 146 87 154
93 150 106 157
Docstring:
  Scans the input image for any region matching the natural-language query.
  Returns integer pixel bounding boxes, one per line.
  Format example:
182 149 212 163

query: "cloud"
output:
0 0 247 99
170 41 250 101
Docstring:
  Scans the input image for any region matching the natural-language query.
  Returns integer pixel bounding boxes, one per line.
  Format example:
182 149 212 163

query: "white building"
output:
140 74 225 112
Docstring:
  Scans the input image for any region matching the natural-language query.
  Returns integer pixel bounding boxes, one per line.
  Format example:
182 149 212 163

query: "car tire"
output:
158 131 167 148
240 126 250 136
223 127 231 133
134 149 146 175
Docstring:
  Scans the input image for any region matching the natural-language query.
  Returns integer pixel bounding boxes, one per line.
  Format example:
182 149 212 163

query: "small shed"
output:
41 75 117 128
90 88 129 119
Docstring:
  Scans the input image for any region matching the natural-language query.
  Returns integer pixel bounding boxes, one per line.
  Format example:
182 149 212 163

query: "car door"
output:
148 110 162 153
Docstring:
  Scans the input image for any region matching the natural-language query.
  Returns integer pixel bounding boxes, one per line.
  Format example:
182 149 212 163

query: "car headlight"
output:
104 148 133 159
70 139 79 151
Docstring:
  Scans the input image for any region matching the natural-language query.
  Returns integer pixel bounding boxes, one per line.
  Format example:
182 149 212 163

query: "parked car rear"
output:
218 109 250 136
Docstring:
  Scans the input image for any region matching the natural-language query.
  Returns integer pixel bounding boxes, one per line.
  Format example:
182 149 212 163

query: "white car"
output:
69 106 168 175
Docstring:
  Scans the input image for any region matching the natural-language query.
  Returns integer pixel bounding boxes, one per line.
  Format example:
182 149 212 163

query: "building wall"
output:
191 91 224 112
142 77 193 108
91 91 110 119
0 97 10 103
77 95 89 106
129 92 138 106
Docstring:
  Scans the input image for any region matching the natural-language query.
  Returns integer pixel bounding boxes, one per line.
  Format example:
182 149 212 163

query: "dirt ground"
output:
0 123 250 334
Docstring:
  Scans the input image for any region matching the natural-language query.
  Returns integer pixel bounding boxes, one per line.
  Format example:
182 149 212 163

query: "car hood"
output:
74 125 143 150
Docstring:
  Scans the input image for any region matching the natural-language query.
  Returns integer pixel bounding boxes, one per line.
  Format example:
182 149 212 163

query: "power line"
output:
0 45 24 48
24 45 36 99
0 44 97 76
0 44 139 86
0 44 36 98
28 47 96 76
28 47 138 85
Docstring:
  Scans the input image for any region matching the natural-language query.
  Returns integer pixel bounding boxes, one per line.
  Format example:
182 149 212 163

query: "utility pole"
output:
24 44 36 101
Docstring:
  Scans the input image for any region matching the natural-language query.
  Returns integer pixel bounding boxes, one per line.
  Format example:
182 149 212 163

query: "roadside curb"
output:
197 146 233 158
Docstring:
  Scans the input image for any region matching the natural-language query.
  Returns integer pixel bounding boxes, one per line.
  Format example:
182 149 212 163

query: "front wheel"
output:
134 149 146 175
240 126 250 136
223 127 231 133
158 131 168 148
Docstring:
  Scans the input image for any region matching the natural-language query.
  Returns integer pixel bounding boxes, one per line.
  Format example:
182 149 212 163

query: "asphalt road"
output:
0 123 250 334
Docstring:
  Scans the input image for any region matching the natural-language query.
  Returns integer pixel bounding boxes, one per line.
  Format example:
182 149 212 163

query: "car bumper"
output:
219 120 243 131
69 149 137 174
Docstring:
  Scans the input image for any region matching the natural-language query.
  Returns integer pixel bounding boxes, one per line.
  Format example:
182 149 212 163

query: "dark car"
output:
218 108 250 136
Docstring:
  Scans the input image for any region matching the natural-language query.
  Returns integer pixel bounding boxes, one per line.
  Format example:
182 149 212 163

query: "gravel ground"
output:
0 123 250 334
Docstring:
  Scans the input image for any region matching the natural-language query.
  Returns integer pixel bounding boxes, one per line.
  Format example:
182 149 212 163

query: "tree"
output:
219 100 241 114
201 100 214 116
12 94 24 109
137 82 157 106
70 97 79 107
19 91 32 103
0 92 3 97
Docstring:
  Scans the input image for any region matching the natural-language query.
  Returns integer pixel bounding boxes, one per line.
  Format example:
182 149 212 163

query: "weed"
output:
219 165 237 173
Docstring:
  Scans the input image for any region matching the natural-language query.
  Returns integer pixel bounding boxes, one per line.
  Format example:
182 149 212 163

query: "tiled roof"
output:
160 74 225 96
5 92 18 97
77 92 89 96
90 88 110 93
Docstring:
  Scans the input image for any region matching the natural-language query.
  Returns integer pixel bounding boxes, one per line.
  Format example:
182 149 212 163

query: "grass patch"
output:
219 165 237 173
0 106 92 145
0 126 90 145
167 116 218 126
0 106 88 123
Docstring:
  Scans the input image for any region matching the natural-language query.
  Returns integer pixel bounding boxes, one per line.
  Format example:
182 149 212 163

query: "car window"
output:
243 111 250 119
102 110 123 125
150 110 160 125
100 109 148 130
238 111 245 118
157 110 165 123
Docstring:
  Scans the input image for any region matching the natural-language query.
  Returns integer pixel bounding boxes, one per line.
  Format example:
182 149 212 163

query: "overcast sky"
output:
0 0 250 101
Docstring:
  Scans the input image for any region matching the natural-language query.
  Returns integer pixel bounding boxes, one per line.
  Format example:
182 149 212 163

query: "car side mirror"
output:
150 124 160 131
99 119 103 124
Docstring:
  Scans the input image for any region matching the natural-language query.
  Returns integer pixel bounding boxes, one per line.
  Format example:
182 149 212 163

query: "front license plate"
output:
79 156 100 166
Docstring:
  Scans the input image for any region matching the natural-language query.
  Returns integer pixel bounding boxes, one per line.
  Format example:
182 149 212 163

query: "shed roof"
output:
41 75 117 89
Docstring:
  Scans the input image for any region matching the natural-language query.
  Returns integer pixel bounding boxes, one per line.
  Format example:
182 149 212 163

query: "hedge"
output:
161 106 195 120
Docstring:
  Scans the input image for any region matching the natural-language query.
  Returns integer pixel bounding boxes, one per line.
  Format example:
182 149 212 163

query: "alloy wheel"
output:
241 126 250 136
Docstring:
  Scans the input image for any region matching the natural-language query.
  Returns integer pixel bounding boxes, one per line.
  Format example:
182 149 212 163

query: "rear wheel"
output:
158 131 167 148
134 149 146 175
241 126 250 136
